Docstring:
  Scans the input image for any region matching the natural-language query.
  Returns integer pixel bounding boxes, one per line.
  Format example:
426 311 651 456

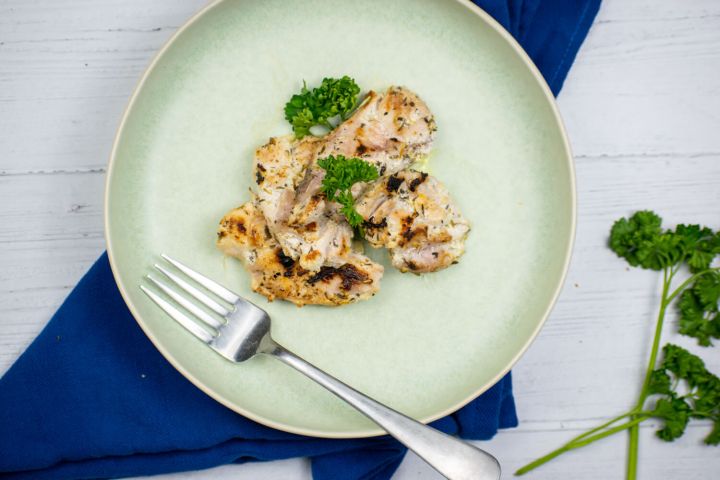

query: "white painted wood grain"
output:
1 0 719 478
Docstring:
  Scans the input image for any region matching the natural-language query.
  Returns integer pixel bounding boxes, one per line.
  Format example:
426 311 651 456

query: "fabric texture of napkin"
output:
0 1 600 479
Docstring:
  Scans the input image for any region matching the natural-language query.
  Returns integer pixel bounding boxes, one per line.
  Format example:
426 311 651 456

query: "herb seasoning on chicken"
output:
217 199 382 306
355 169 470 273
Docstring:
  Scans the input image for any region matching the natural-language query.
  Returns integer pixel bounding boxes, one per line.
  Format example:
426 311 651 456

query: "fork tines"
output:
140 255 238 343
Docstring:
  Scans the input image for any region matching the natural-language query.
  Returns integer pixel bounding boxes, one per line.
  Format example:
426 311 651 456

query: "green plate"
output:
105 0 575 438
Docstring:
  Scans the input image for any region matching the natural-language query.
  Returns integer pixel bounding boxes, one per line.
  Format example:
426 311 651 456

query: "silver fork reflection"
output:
141 254 501 480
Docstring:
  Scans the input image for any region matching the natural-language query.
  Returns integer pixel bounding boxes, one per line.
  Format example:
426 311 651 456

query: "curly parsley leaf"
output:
317 155 379 200
609 210 664 269
675 224 720 272
652 397 692 441
317 155 378 230
659 344 708 383
678 289 716 346
678 271 720 346
636 232 684 271
337 190 365 228
284 76 361 138
313 76 361 121
610 211 720 275
695 271 720 308
284 85 315 138
649 344 720 444
648 369 673 395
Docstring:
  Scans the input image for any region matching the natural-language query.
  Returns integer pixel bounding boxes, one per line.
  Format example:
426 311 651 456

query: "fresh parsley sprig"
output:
517 211 720 478
317 155 378 231
648 344 720 444
284 76 361 138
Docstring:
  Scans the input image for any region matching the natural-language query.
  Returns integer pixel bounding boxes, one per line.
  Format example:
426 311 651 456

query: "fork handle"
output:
270 346 500 480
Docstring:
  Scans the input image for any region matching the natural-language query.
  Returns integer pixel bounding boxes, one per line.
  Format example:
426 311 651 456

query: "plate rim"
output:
104 0 577 439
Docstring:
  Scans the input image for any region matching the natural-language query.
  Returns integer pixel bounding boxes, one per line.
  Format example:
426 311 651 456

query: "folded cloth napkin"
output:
0 1 600 479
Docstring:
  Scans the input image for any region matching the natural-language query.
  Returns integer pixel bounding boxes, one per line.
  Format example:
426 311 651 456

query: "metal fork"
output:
141 254 501 480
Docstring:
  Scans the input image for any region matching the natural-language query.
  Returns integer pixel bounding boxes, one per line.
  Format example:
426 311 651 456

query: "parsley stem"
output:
515 413 649 476
627 266 673 480
570 411 640 443
572 416 650 448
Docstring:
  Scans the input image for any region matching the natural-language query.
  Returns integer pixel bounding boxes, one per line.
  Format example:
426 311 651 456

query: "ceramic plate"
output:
105 0 575 437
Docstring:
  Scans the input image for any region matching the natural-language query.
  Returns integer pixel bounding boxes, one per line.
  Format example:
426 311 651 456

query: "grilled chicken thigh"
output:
253 135 353 271
217 199 383 306
355 169 470 273
286 87 437 266
252 135 318 231
318 86 437 173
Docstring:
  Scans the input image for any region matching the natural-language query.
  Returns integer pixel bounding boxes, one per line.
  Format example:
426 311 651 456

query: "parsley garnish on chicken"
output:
317 155 378 230
284 76 361 138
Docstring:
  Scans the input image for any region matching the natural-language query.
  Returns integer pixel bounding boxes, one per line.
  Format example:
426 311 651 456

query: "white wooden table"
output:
1 1 719 478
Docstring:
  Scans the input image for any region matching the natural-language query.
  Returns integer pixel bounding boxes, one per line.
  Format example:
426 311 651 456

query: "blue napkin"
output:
0 1 600 479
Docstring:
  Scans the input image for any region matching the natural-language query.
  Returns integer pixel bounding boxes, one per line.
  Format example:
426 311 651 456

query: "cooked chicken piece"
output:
355 169 470 273
217 199 383 306
252 135 354 271
294 86 436 205
286 86 438 264
252 135 318 230
318 86 437 173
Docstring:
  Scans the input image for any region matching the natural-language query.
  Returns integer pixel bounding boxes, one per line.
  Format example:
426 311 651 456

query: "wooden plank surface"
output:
1 1 719 478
